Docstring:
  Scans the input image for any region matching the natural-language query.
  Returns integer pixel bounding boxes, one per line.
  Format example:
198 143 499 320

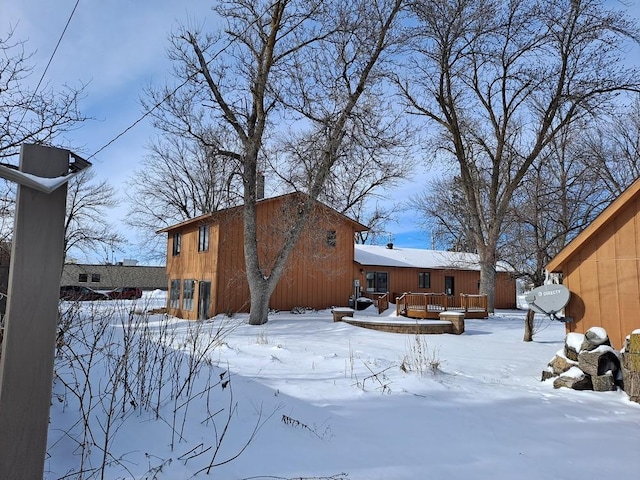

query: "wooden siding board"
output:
578 235 598 263
635 197 640 256
267 212 354 311
598 260 621 346
563 260 583 337
206 198 358 314
546 177 640 272
573 260 600 337
617 259 640 346
596 222 617 260
217 211 248 314
613 199 637 259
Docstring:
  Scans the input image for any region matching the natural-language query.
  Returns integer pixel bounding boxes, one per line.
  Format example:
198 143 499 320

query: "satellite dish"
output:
525 284 571 316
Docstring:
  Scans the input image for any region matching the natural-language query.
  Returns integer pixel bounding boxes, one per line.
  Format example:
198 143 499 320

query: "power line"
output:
88 1 280 161
88 37 226 161
87 74 194 160
16 0 81 131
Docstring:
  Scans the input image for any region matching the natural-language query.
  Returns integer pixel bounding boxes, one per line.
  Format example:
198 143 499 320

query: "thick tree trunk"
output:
478 255 497 313
248 279 272 325
189 0 404 327
523 309 535 342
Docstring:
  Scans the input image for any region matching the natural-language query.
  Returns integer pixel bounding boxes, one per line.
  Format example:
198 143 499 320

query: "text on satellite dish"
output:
539 290 561 296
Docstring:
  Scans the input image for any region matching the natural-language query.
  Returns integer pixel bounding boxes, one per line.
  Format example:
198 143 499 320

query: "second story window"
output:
172 232 181 256
198 225 209 252
326 230 337 247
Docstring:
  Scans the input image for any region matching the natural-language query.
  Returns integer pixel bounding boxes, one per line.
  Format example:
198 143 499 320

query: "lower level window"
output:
170 280 180 309
183 279 195 311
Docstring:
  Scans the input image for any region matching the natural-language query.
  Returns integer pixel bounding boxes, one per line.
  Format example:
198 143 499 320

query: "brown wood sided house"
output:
158 193 368 320
546 178 640 349
354 244 516 309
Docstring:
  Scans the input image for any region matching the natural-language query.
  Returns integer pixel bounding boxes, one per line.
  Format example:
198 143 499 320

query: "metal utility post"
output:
0 144 90 479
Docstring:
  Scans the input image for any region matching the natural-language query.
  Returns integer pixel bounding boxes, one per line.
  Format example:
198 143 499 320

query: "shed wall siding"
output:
563 195 640 349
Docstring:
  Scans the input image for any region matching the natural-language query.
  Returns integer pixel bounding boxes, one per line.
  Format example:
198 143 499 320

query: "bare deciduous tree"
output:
125 135 243 261
399 0 640 311
410 176 479 253
270 103 415 244
0 28 87 159
160 0 407 325
0 30 122 268
64 169 124 263
582 95 640 198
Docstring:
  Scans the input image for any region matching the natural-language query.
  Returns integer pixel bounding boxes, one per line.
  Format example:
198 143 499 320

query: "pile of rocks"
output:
542 327 622 392
543 327 640 402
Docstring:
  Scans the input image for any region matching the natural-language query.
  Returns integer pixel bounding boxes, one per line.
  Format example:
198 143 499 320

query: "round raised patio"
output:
333 310 465 335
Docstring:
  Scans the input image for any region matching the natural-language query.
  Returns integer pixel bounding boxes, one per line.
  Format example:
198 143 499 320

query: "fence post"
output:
0 145 77 480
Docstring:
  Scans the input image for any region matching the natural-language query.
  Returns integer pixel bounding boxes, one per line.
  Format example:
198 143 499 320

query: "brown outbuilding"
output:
546 178 640 349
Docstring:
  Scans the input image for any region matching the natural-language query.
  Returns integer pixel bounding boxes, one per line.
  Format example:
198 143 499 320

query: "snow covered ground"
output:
46 291 640 479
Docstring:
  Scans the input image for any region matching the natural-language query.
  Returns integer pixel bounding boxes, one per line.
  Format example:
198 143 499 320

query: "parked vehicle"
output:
60 285 108 301
107 287 142 300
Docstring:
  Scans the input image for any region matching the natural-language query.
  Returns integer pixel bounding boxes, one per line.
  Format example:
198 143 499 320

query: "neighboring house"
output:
158 193 369 320
546 177 640 349
61 263 167 291
354 244 516 308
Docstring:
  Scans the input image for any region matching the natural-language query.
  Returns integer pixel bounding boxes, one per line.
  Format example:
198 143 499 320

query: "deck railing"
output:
395 293 488 318
359 291 390 314
376 292 389 314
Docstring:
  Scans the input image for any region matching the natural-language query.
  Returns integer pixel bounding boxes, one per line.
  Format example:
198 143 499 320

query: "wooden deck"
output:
396 293 488 319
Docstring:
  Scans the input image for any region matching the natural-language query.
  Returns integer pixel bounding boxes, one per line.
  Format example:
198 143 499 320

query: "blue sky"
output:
2 1 222 262
2 1 638 262
2 1 435 261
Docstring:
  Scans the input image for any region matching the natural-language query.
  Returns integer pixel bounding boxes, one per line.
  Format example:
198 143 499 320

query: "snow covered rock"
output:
578 346 620 378
553 367 593 390
580 327 611 352
564 332 584 361
547 350 578 376
545 327 622 393
541 367 555 381
592 372 617 392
